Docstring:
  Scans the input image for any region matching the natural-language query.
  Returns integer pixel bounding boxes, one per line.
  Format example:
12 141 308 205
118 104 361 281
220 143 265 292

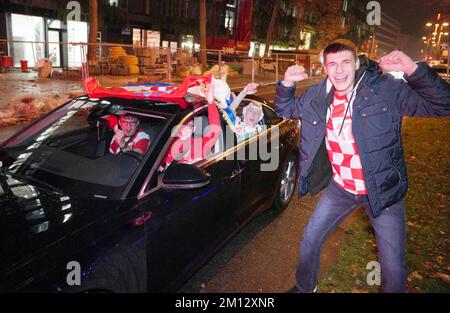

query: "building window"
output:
133 28 160 47
225 0 236 36
163 1 170 16
129 0 145 14
298 31 312 50
67 20 88 67
109 0 118 7
145 0 151 15
181 34 194 51
9 14 45 67
172 0 182 17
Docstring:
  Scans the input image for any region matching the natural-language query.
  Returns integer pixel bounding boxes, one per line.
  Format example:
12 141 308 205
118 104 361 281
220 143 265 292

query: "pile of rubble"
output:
0 94 69 127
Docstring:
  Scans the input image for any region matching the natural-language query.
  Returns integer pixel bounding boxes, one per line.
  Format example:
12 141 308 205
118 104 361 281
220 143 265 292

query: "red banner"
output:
84 75 212 109
235 0 253 45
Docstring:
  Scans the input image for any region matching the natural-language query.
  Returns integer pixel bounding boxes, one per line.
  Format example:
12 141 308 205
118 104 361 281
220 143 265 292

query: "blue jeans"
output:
296 180 408 293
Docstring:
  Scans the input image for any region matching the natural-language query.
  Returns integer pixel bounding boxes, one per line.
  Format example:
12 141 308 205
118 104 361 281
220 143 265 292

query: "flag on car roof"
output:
84 75 212 109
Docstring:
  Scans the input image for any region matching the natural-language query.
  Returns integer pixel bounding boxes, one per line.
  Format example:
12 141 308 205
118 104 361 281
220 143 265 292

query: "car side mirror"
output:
162 163 211 190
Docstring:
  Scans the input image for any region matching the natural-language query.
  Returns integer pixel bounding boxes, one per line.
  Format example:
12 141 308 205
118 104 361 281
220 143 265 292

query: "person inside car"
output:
109 113 150 156
210 77 259 130
235 102 265 142
161 84 221 167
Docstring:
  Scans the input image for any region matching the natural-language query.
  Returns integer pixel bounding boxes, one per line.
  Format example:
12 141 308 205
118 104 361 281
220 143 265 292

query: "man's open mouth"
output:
334 76 347 83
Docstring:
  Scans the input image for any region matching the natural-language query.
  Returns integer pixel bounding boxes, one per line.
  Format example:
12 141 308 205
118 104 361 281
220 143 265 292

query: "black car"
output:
0 92 299 292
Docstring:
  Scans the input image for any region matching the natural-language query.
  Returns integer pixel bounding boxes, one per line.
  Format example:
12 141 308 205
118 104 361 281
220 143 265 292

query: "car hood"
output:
0 172 123 275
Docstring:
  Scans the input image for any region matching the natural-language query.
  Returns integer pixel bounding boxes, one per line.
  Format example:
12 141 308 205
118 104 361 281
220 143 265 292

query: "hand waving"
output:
243 82 259 95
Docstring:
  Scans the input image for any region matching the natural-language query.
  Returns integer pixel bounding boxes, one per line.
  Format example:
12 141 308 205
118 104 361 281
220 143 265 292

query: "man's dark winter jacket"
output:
275 57 450 217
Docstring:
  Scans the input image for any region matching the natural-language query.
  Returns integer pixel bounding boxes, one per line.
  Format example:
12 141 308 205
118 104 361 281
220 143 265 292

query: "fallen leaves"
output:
431 272 450 283
436 256 445 264
406 221 422 229
408 271 423 281
0 94 69 127
421 262 437 271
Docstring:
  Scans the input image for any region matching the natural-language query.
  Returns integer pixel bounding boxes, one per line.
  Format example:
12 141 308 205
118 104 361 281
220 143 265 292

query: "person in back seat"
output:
235 102 265 142
162 85 221 166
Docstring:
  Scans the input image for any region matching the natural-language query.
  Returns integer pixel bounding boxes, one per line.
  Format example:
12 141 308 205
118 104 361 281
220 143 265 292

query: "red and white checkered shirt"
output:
325 92 367 195
109 130 150 155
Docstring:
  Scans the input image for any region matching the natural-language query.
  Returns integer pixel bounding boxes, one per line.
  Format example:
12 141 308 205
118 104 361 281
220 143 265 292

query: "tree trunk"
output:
199 0 207 69
293 2 305 48
88 0 98 62
264 0 281 57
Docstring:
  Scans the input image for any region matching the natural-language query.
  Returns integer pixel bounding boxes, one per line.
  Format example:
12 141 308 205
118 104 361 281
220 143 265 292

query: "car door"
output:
137 107 241 291
233 99 280 223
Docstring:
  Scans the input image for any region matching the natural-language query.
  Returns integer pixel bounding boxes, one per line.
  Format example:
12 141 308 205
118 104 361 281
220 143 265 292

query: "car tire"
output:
272 153 298 212
78 245 147 293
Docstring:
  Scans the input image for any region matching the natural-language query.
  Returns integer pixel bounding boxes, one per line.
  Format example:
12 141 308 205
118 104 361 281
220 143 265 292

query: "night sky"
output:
378 0 450 35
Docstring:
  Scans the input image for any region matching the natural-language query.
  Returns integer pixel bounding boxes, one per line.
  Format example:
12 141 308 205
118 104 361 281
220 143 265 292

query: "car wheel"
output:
272 153 297 212
77 245 147 293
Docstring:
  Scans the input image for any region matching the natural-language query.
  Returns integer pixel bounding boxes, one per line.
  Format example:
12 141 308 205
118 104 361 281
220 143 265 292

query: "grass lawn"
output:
318 116 450 293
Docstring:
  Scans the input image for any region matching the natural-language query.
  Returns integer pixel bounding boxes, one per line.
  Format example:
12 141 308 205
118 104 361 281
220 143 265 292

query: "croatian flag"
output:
84 75 212 109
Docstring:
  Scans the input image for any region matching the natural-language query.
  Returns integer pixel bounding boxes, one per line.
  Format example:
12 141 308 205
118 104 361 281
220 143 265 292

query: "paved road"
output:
230 77 323 104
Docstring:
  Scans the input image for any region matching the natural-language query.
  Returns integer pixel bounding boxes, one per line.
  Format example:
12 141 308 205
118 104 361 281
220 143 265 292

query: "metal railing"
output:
0 39 323 87
0 39 324 128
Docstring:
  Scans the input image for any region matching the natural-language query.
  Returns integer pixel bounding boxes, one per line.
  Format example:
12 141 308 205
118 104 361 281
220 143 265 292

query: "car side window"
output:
159 106 224 170
262 105 282 125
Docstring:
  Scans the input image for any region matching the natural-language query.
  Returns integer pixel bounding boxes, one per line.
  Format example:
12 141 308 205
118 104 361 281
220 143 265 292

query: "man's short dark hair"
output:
119 113 139 123
323 39 357 63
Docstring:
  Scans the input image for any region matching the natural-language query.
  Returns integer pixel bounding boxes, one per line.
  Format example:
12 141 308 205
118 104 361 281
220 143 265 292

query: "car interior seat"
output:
95 118 115 157
138 119 158 143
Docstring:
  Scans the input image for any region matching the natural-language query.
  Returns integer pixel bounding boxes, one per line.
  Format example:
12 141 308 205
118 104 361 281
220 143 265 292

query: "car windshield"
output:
0 98 168 199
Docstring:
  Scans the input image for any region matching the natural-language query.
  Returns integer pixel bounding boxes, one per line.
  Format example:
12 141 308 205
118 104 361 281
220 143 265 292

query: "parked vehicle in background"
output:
431 64 450 81
427 59 441 67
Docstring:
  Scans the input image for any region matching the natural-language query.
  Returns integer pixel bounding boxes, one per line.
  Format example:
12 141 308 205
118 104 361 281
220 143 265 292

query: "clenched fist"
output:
379 51 418 76
282 65 309 87
114 129 126 148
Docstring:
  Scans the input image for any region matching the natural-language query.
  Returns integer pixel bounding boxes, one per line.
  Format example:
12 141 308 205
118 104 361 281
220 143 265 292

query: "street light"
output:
424 15 449 61
437 27 448 47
